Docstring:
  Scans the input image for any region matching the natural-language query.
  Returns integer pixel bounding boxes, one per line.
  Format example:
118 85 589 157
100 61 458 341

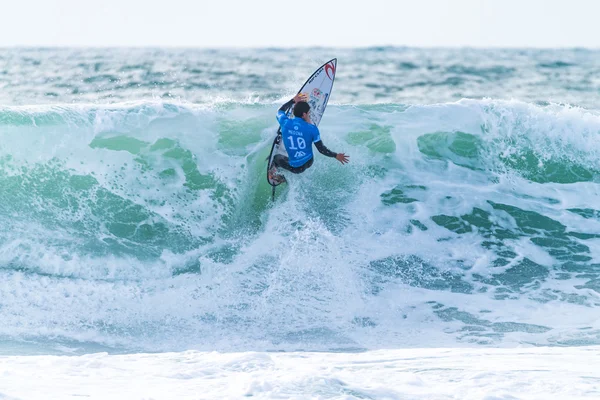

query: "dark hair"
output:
293 101 310 117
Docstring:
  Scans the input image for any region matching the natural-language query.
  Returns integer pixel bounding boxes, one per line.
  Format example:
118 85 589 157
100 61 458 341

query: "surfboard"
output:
266 59 337 198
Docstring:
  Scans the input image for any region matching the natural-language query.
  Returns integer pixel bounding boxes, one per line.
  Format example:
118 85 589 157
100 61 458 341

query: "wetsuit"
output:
274 99 337 174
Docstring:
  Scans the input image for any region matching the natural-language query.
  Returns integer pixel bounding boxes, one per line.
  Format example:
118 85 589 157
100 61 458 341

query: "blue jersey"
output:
276 110 321 167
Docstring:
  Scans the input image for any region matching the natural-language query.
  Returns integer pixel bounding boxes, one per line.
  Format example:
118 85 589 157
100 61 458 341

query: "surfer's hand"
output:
293 93 307 103
336 153 349 164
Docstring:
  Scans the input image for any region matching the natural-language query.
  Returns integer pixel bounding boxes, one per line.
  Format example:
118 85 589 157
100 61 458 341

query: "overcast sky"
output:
1 0 598 48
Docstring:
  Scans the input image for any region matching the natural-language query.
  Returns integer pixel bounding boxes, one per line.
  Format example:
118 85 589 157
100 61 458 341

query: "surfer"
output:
269 93 349 182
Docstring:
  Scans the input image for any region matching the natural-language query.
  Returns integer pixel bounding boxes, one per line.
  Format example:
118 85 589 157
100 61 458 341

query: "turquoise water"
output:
0 48 599 353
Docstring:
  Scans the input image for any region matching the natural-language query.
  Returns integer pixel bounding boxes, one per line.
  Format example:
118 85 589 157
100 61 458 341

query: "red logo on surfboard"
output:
325 63 335 80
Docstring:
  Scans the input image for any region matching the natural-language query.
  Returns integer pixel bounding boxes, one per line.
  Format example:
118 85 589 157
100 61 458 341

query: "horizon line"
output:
1 44 599 51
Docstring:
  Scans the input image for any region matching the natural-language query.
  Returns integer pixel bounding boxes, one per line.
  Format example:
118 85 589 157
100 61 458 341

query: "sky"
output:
1 0 599 48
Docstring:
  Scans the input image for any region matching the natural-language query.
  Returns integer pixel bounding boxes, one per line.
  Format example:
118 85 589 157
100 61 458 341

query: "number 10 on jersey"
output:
287 136 306 150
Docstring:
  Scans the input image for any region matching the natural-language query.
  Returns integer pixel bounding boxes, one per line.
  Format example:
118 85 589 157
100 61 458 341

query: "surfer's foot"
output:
268 166 286 184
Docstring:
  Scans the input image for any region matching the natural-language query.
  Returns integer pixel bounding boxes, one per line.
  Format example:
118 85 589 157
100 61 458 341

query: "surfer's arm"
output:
276 98 296 125
312 127 336 158
279 98 295 113
277 94 307 124
314 140 337 158
313 127 349 163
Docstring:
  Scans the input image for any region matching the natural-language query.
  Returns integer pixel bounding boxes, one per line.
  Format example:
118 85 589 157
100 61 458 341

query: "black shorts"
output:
273 155 314 174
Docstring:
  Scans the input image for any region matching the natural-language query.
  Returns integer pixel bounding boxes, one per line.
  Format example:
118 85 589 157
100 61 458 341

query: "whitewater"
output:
0 48 599 399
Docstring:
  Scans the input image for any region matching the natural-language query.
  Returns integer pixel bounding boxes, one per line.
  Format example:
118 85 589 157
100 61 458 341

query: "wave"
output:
0 99 599 352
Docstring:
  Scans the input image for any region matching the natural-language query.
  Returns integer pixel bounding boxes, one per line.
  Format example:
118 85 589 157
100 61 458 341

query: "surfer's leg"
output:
294 157 313 173
273 155 294 172
274 155 313 174
269 155 288 184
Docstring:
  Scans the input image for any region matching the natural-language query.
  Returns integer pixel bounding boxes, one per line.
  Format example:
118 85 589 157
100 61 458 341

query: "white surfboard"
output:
266 58 337 195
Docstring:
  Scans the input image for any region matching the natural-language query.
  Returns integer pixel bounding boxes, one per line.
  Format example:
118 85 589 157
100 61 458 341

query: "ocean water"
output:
1 47 600 398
